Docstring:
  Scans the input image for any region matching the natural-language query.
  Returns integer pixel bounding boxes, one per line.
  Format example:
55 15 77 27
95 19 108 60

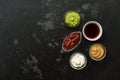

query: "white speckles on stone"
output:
37 20 55 31
90 3 100 18
48 43 55 48
25 55 38 65
20 55 43 80
41 0 53 7
37 21 43 26
54 42 59 46
48 40 59 48
56 58 62 62
32 33 41 44
52 39 54 42
13 39 19 46
61 22 64 26
48 43 52 47
80 13 85 20
32 66 43 80
82 3 90 10
45 13 53 18
37 12 57 31
30 55 38 63
76 9 82 13
82 3 102 18
56 56 62 62
20 66 30 73
44 20 54 31
32 33 36 37
60 22 65 28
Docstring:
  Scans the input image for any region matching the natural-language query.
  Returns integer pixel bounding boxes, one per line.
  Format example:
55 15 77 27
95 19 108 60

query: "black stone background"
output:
0 0 120 80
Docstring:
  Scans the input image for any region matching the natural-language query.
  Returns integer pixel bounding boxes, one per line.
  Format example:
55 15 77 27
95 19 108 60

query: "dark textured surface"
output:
0 0 120 80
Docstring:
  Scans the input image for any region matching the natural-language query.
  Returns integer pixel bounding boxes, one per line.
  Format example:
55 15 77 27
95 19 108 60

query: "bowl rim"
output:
89 43 107 61
69 52 87 70
60 31 82 54
82 21 103 41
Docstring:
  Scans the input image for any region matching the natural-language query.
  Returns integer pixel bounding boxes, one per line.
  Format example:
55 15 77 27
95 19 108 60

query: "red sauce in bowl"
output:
63 32 80 50
60 31 82 53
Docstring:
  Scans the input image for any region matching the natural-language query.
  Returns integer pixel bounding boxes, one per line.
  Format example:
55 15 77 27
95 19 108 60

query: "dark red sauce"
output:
63 33 80 50
84 23 100 39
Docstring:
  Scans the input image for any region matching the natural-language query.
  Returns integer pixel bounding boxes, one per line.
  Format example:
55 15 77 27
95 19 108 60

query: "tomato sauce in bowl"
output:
60 31 82 53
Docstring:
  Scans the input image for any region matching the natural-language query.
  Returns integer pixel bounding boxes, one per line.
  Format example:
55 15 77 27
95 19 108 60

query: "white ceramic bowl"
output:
82 21 103 41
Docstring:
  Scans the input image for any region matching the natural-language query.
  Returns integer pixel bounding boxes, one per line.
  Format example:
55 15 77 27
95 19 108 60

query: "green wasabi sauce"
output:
65 11 81 28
